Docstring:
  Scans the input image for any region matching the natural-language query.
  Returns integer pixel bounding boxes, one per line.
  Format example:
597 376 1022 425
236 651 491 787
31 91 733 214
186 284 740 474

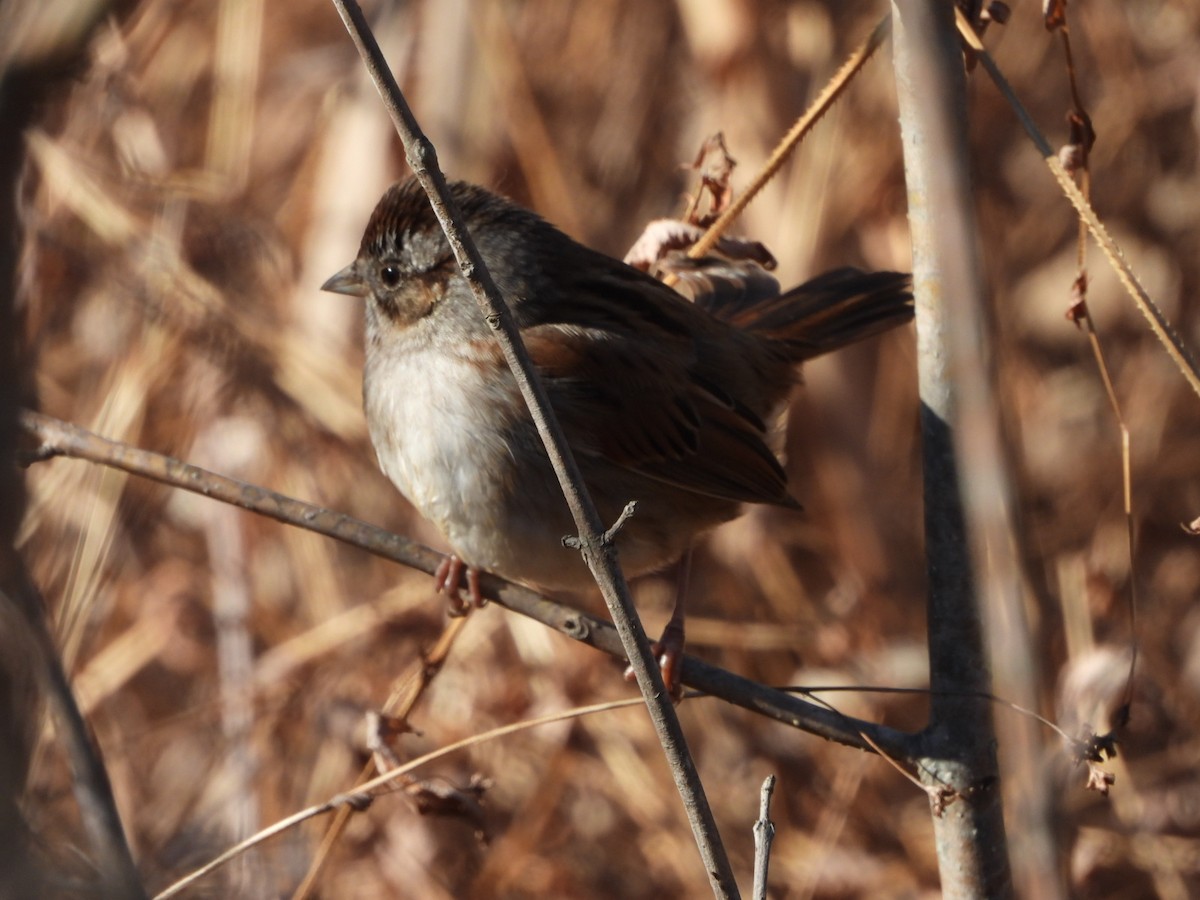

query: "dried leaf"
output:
406 774 491 843
683 133 737 224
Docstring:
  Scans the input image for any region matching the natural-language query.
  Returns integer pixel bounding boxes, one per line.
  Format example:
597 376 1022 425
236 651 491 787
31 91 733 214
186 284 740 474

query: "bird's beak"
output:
321 262 369 297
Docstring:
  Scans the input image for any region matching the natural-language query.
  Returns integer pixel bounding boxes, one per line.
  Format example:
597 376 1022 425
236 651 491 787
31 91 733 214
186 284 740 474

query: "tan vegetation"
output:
14 1 1200 896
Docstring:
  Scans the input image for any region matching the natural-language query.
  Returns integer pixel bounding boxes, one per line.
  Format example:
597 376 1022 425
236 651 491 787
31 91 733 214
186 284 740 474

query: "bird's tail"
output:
698 267 913 362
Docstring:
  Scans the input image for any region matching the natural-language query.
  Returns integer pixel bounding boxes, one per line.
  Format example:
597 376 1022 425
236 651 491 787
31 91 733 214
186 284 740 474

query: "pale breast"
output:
364 332 594 589
364 341 517 531
362 331 735 592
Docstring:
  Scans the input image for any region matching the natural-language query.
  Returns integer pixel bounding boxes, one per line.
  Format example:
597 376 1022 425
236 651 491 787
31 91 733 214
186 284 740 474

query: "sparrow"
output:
324 178 911 681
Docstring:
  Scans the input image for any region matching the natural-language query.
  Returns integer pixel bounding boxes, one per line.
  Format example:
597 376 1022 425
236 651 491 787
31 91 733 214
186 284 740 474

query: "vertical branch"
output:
890 2 1015 897
750 775 776 900
0 56 39 882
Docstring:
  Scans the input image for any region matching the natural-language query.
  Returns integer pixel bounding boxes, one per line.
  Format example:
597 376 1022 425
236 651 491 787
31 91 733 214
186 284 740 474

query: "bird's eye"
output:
380 264 402 287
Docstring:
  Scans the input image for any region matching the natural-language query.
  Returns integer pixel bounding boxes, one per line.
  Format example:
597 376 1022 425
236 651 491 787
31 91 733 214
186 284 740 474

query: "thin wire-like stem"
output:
154 696 648 899
292 616 470 900
1077 319 1139 713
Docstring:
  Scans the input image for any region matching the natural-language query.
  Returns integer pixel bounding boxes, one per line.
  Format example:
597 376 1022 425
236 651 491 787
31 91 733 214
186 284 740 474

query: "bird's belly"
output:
364 347 582 587
364 346 734 591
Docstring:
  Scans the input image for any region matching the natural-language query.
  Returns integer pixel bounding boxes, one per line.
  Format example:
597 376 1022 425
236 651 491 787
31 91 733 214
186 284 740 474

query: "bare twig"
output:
1 577 146 898
751 775 776 900
155 696 647 899
1074 315 1139 719
960 10 1162 893
1053 0 1136 738
785 683 1087 750
293 616 470 899
155 789 372 900
955 9 1200 401
683 14 891 265
19 413 914 756
1048 1 1139 730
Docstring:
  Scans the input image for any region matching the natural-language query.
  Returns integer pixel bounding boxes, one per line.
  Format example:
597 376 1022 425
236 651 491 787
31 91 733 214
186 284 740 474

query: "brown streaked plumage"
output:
323 179 912 610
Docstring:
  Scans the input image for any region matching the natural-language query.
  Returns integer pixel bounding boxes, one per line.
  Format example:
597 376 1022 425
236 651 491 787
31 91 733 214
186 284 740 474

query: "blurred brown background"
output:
10 0 1200 897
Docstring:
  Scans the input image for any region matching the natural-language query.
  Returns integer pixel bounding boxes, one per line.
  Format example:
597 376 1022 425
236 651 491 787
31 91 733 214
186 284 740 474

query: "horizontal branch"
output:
20 410 913 758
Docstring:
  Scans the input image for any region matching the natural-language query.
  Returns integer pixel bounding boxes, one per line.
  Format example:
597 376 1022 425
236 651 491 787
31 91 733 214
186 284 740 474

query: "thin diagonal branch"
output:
954 9 1200 401
685 14 891 263
328 1 738 894
156 696 646 900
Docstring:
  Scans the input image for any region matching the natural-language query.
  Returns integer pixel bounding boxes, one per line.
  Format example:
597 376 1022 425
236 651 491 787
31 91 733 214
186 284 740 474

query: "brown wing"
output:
520 320 797 509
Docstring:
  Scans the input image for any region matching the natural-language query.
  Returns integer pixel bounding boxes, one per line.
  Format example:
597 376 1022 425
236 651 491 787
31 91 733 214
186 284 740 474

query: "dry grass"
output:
13 1 1200 897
